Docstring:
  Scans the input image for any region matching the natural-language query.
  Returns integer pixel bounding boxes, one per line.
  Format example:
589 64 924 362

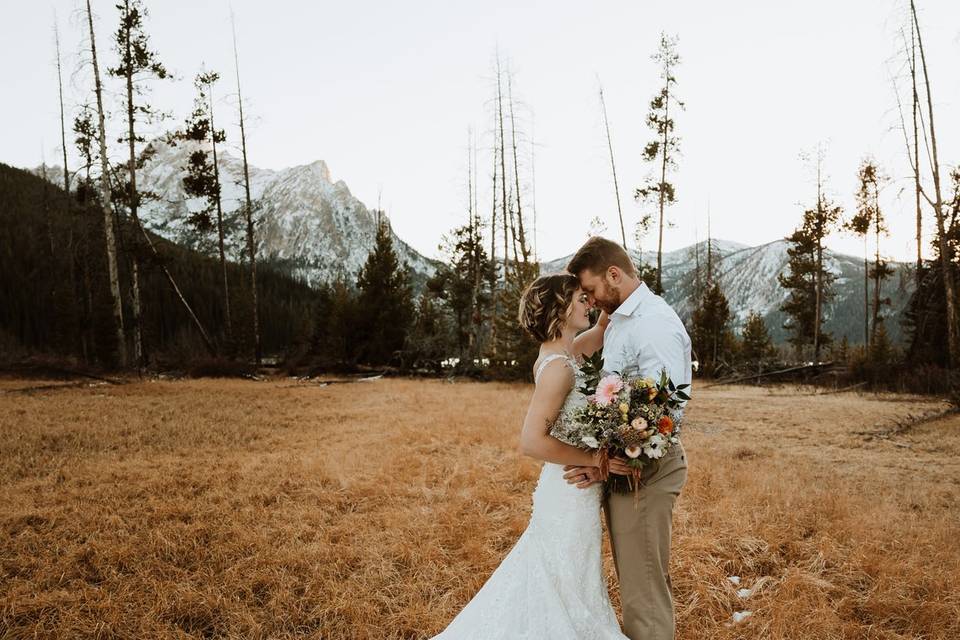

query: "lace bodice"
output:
533 354 588 447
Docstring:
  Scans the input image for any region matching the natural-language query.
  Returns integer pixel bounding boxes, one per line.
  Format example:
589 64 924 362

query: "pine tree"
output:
740 310 776 376
433 223 492 366
405 291 452 373
846 171 872 347
310 279 357 368
779 219 835 357
356 218 414 365
179 71 233 346
782 148 842 360
854 160 894 345
635 33 682 295
690 281 733 377
869 320 893 369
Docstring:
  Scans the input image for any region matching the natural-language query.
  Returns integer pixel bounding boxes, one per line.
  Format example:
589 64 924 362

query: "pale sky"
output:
3 0 959 263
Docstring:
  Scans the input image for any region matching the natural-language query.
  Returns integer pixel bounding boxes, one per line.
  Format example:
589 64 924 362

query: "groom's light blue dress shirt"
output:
602 282 693 412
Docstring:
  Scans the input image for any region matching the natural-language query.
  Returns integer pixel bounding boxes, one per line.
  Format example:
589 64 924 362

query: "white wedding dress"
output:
432 354 628 640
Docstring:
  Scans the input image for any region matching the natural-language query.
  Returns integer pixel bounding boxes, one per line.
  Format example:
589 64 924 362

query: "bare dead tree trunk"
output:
813 159 823 362
507 72 530 266
86 0 127 366
55 17 81 357
871 181 882 342
472 131 483 360
207 82 233 344
910 19 923 286
599 82 627 250
55 20 70 207
40 158 55 259
694 226 701 299
507 179 520 266
496 54 511 284
489 110 498 357
232 14 261 366
530 121 537 262
863 233 869 348
130 257 143 368
656 79 670 295
912 0 959 367
120 2 145 370
707 206 714 285
466 128 477 359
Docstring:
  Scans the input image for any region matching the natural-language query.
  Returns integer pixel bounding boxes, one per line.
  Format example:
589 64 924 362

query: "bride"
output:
431 273 628 639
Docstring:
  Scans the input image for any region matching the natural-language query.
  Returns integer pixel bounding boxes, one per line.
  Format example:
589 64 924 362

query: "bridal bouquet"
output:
557 362 689 489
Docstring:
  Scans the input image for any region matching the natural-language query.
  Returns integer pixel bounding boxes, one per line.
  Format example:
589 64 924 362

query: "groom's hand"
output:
562 465 600 489
608 456 634 476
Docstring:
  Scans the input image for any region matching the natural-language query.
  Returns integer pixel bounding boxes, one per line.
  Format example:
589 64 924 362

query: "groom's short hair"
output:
566 236 636 278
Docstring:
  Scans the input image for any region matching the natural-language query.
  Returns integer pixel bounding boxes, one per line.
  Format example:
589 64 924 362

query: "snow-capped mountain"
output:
543 240 915 344
133 139 437 285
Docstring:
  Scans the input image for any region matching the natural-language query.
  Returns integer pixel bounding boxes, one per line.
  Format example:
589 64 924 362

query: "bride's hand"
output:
562 465 601 488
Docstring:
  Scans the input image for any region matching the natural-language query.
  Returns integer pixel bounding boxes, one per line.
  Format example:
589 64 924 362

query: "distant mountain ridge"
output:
30 144 913 345
543 239 915 345
97 139 439 286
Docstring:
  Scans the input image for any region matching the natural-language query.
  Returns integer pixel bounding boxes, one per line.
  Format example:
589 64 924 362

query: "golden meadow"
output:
2 376 958 638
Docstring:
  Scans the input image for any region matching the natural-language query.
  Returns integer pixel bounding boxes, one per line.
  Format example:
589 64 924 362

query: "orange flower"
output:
647 387 658 401
657 416 673 435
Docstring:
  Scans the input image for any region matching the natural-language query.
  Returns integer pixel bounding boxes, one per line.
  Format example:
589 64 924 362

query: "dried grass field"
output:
1 376 959 639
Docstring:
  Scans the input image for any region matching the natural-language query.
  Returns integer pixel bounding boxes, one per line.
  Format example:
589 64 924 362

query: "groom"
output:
564 236 692 640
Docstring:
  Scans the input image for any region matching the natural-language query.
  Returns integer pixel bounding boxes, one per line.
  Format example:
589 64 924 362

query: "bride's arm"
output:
518 362 599 467
571 311 609 359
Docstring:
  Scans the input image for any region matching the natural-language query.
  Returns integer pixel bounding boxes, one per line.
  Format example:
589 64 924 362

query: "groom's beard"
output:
595 285 621 315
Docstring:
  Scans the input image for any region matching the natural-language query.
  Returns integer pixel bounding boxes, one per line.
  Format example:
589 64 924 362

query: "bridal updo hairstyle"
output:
518 273 580 343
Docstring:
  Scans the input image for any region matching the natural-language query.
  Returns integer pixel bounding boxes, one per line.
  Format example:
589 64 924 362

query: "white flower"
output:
643 434 666 459
581 436 600 448
624 445 642 459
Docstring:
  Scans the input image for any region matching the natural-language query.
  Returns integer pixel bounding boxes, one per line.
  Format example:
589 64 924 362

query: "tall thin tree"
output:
232 11 261 366
909 19 923 286
181 71 233 346
496 54 511 283
808 147 842 361
598 80 627 250
205 72 232 343
111 0 168 368
507 70 530 266
488 105 499 357
910 0 958 367
54 16 70 205
85 0 127 365
530 119 538 262
54 14 81 356
848 161 875 347
110 0 215 362
635 33 683 294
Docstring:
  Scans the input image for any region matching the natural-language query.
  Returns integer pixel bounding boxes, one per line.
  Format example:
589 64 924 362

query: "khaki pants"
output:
603 444 687 640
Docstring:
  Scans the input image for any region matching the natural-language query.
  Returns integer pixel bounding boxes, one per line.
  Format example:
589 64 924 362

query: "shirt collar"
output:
611 282 650 319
